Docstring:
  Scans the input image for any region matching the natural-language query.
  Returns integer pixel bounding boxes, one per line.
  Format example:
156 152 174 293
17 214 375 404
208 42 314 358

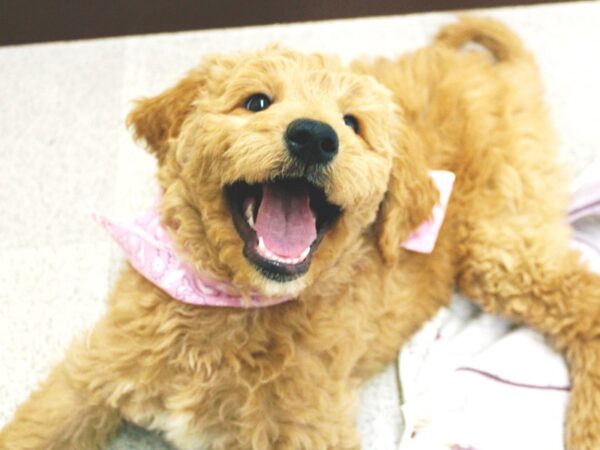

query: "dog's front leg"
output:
0 334 122 450
457 217 600 450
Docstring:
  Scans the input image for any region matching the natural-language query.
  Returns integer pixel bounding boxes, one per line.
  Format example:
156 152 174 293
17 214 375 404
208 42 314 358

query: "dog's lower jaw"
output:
256 273 308 299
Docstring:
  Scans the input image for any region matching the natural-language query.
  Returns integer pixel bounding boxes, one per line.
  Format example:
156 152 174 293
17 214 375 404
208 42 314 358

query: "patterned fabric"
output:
95 211 290 308
96 171 455 308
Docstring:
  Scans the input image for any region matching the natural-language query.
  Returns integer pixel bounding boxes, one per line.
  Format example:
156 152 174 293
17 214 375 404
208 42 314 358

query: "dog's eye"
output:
343 114 360 134
245 94 272 112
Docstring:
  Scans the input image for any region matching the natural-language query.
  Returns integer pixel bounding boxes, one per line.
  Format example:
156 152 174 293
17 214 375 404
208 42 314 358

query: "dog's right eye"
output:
245 94 272 112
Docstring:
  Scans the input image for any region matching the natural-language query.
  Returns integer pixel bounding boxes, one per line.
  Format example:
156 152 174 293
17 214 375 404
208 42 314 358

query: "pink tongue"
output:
254 183 317 259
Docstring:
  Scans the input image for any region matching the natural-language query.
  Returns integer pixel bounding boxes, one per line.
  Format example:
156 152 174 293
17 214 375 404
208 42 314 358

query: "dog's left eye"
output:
343 114 360 134
245 94 272 112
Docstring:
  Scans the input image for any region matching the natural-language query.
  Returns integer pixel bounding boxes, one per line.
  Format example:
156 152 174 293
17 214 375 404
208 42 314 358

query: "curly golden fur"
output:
2 17 600 450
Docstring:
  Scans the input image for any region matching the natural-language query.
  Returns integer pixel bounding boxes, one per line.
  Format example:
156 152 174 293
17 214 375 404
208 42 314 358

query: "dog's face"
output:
128 47 436 299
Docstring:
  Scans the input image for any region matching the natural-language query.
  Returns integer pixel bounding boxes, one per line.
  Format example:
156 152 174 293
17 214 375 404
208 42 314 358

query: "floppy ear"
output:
126 69 205 164
376 128 439 265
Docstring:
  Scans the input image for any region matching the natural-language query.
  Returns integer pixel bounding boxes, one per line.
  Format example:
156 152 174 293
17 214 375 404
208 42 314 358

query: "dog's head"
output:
127 47 436 299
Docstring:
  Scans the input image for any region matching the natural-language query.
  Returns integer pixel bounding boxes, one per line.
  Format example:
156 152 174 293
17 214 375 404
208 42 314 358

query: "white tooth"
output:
245 201 255 228
258 236 266 252
300 246 311 260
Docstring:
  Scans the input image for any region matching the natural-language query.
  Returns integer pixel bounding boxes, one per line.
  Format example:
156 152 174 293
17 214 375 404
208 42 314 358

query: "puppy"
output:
2 17 599 450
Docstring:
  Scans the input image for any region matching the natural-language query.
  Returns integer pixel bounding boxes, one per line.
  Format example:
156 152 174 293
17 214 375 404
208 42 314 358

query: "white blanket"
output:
400 301 568 450
1 2 599 449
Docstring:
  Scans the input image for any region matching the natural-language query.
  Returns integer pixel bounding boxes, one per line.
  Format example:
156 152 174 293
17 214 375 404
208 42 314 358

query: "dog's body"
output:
2 18 600 450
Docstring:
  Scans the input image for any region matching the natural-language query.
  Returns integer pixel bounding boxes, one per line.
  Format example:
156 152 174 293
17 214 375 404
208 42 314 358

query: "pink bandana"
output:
94 211 290 308
96 171 455 308
401 171 456 253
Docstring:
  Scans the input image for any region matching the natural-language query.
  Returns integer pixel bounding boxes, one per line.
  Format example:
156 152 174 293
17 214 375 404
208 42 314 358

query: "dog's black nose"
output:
285 119 339 165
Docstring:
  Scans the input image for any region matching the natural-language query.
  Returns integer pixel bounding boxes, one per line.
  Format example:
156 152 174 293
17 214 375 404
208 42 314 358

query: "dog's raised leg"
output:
457 216 600 450
0 325 122 450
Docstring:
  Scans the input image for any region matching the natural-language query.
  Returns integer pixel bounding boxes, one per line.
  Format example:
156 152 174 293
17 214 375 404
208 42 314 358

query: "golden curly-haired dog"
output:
2 17 600 450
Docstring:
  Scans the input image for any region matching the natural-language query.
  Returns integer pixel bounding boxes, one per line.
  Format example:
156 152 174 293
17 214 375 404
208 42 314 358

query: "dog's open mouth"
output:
225 178 341 282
